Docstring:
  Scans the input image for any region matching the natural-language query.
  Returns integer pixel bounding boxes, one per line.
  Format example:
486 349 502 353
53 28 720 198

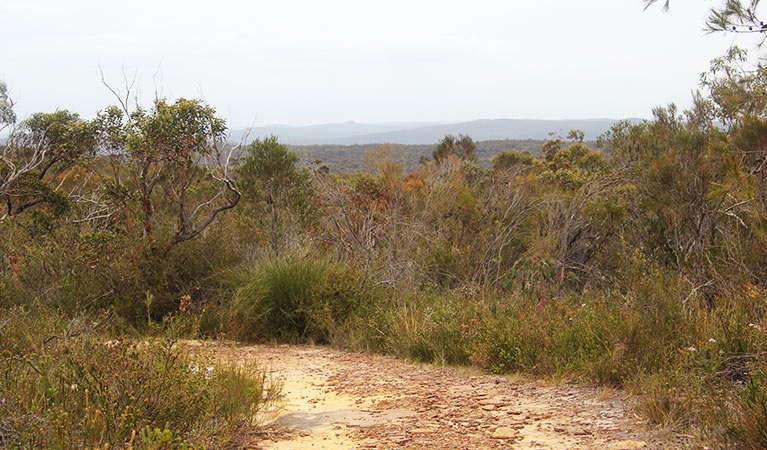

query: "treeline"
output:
3 49 767 447
286 138 549 173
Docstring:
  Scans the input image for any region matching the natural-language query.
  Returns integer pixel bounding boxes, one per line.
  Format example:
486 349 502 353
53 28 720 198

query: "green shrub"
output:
0 307 280 449
304 262 372 345
228 256 326 340
227 256 369 342
468 317 521 374
354 290 476 365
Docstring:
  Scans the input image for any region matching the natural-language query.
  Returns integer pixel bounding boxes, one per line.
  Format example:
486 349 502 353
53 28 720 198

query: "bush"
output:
304 262 372 345
467 316 521 374
631 370 705 429
723 367 767 449
226 256 369 342
351 290 476 365
0 307 280 449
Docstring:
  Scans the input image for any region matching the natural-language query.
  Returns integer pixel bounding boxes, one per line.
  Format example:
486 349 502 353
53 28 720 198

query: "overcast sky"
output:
0 0 759 128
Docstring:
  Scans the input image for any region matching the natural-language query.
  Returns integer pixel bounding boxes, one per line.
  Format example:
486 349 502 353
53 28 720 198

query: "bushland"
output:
4 50 767 447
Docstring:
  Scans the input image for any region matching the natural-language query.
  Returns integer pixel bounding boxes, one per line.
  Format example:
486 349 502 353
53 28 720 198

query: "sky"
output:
0 0 760 128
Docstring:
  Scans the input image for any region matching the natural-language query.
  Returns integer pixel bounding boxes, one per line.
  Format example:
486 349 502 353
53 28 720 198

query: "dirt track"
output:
200 344 685 449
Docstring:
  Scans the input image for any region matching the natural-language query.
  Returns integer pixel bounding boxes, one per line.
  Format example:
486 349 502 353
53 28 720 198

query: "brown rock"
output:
479 399 507 407
491 426 518 439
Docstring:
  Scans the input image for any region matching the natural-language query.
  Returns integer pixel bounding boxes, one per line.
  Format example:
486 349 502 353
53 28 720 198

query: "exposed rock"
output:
491 426 518 439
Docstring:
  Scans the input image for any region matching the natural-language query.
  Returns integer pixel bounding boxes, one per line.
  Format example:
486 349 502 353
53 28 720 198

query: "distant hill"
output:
230 118 642 145
228 121 445 145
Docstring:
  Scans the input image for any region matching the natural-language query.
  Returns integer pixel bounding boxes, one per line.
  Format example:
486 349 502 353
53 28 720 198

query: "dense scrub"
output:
5 49 767 447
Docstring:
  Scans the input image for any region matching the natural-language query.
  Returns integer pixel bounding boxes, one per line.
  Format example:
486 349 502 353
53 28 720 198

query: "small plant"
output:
138 423 179 450
214 361 282 428
465 316 521 374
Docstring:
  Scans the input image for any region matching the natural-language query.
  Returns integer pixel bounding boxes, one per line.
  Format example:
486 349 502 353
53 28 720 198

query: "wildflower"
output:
708 338 716 344
687 346 697 352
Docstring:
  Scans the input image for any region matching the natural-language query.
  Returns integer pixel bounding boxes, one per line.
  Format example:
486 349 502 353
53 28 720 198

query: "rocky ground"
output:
192 343 688 450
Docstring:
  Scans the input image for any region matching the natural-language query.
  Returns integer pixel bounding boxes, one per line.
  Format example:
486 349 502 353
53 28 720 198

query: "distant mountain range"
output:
229 118 644 145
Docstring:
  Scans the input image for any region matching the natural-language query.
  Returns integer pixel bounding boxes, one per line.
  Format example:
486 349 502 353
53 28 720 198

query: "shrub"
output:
0 307 280 449
723 366 767 449
226 256 369 342
304 262 372 345
468 316 521 374
631 370 704 429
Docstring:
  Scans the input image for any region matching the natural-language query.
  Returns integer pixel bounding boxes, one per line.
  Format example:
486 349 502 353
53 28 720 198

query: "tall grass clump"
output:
225 256 369 342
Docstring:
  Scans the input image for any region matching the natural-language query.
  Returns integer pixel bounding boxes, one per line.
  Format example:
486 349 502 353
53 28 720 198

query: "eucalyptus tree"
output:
96 98 241 253
1 83 98 220
239 135 310 256
645 0 767 35
0 82 14 127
